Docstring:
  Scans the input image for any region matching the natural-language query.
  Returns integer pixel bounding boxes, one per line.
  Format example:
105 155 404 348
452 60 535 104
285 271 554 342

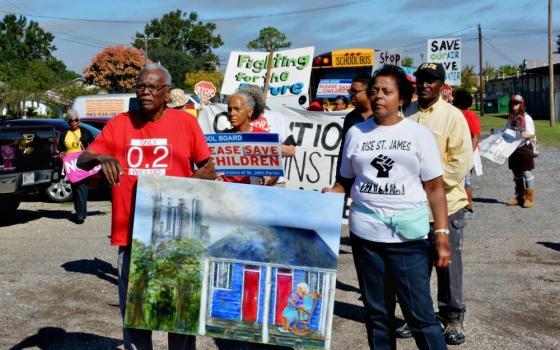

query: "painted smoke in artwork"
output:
125 175 343 349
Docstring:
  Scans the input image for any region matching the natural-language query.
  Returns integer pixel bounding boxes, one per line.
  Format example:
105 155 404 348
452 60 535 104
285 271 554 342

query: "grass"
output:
479 113 560 148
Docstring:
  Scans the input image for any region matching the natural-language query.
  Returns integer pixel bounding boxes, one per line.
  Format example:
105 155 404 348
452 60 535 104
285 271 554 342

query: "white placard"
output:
221 47 314 97
426 38 461 86
198 104 345 190
479 129 523 165
373 48 402 71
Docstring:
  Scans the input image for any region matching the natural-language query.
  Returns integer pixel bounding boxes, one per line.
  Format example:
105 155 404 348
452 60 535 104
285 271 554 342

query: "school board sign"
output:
316 79 351 98
198 104 345 191
205 133 283 177
126 175 344 349
426 38 461 86
221 47 314 97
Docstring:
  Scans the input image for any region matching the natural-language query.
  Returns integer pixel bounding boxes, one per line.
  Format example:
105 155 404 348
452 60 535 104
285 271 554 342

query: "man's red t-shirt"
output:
463 109 481 137
88 109 211 246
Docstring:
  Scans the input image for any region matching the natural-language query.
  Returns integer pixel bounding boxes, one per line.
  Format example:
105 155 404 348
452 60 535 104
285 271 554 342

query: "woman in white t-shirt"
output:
505 94 536 208
324 65 450 349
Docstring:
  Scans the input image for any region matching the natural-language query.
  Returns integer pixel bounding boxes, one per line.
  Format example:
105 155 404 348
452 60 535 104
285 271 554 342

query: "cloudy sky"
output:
1 0 558 74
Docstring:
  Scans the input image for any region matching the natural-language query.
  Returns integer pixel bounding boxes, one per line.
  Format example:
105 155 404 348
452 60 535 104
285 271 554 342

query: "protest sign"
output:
198 104 345 191
62 151 101 183
479 128 524 164
126 175 344 349
206 133 283 177
221 47 314 97
194 81 216 104
426 38 461 86
316 79 351 98
373 48 402 71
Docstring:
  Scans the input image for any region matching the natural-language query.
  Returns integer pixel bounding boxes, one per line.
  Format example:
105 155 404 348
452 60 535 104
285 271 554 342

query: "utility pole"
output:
548 0 556 127
478 23 484 116
137 35 160 63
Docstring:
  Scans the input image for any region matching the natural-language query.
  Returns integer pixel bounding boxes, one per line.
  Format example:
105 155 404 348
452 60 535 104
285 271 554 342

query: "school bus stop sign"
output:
194 81 217 103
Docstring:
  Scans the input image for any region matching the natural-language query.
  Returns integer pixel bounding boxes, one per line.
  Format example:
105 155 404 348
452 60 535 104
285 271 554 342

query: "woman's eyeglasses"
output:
68 119 79 123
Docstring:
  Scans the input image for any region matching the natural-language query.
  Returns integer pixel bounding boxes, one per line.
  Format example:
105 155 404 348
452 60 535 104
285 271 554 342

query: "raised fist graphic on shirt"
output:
371 154 394 178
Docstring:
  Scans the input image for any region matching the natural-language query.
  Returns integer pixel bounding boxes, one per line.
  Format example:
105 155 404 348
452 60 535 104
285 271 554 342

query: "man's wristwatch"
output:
434 228 450 235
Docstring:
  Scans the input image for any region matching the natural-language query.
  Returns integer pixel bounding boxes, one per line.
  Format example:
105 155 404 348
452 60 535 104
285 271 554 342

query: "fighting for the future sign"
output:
205 133 284 177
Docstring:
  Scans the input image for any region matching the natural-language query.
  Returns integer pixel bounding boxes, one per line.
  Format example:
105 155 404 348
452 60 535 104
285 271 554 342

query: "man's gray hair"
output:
140 63 172 86
66 108 79 120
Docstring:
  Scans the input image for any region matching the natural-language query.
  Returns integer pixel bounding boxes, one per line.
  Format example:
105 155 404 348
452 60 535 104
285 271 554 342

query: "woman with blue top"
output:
324 65 451 350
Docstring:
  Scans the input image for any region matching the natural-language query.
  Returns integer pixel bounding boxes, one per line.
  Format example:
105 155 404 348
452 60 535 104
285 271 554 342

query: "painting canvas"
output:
125 175 344 349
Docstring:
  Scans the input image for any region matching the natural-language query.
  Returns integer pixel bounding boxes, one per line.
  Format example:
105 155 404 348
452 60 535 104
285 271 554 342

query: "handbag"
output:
352 203 430 240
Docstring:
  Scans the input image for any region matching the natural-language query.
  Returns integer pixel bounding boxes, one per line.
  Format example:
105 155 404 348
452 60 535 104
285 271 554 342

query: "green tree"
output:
497 65 520 77
148 47 194 89
401 56 414 68
247 26 291 52
184 70 223 95
0 14 55 63
556 33 560 53
0 14 78 116
483 62 497 81
132 10 223 72
461 65 478 93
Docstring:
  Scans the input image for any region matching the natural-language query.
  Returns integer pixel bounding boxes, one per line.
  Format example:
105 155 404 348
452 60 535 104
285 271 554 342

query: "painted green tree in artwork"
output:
126 238 206 334
126 240 155 326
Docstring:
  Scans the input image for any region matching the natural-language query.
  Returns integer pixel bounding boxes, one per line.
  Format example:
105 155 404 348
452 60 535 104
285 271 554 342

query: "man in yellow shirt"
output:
404 63 473 345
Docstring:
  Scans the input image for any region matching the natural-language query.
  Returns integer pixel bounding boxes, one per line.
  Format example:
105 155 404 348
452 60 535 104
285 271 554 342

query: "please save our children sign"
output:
221 47 314 96
205 133 284 177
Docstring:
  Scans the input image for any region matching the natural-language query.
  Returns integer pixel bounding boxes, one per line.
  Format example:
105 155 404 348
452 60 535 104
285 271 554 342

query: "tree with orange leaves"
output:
84 45 147 93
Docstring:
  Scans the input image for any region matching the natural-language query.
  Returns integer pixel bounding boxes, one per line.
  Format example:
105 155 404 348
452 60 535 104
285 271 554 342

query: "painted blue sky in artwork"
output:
132 175 344 256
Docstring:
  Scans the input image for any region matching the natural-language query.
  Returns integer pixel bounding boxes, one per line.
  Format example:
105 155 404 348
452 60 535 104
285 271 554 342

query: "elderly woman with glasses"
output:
58 109 95 224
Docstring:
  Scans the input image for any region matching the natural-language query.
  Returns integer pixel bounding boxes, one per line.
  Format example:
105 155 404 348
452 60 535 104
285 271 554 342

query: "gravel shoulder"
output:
1 145 559 350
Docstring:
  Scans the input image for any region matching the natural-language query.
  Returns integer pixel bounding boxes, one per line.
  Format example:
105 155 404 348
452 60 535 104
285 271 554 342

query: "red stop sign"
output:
194 81 217 101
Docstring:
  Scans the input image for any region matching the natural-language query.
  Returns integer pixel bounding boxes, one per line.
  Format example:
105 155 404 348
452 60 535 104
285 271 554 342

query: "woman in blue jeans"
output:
324 65 451 349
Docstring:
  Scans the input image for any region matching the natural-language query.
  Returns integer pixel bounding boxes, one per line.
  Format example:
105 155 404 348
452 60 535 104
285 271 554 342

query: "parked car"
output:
79 116 111 130
0 124 57 220
0 118 103 203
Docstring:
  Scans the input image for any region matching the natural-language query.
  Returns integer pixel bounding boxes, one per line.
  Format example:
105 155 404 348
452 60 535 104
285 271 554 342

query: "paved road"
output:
1 146 559 350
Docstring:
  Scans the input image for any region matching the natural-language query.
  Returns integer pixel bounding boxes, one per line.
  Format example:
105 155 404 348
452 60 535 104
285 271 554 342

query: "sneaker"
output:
395 322 412 338
437 312 465 345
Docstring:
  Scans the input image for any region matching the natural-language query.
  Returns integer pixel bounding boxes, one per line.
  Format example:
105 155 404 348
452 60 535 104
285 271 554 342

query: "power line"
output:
483 37 517 65
0 1 375 24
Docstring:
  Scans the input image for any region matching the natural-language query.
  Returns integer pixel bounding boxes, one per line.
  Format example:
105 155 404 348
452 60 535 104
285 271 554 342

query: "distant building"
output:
150 192 205 246
485 55 560 119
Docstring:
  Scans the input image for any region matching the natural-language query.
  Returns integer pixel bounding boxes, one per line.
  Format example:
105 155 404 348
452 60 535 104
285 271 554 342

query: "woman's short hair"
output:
66 109 79 120
369 65 413 109
453 89 473 110
232 86 266 120
140 63 172 86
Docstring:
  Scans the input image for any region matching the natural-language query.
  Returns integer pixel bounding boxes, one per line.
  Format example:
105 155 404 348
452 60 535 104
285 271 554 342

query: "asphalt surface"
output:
1 145 559 350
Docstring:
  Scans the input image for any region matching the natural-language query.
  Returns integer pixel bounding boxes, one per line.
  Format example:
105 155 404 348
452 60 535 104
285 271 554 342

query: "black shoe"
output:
74 215 85 224
437 311 466 345
395 322 412 338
